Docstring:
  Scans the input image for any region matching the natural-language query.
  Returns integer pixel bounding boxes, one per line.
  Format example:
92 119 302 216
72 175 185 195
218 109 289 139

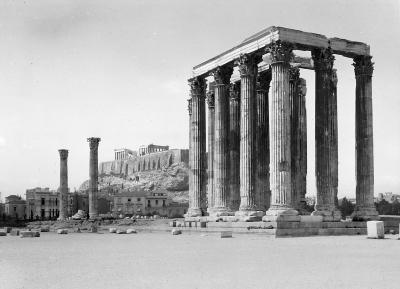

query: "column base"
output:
208 207 235 217
263 207 300 222
351 205 380 221
311 209 342 222
185 208 203 218
235 209 265 221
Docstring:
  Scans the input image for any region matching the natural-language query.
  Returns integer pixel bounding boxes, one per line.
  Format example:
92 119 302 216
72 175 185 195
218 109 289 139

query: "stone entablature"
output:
100 149 189 176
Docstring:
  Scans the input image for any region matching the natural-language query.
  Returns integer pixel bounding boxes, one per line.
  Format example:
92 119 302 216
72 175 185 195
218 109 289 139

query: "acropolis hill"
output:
79 145 190 203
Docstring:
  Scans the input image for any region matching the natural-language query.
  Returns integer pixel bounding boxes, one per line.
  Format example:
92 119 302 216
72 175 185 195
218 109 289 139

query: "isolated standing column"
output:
58 149 69 220
352 55 379 220
88 137 101 219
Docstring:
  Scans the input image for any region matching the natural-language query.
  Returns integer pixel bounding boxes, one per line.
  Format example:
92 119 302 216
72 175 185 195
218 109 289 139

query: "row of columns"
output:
187 40 378 221
115 151 126 161
57 138 101 220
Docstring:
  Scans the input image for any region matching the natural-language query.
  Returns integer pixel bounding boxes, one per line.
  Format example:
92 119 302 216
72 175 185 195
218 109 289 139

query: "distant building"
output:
4 195 26 220
377 192 400 203
113 190 187 217
26 187 89 220
0 202 4 218
114 148 137 160
138 144 169 156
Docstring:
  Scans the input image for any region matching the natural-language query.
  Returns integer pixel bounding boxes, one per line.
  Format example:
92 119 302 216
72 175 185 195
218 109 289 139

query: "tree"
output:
339 197 354 219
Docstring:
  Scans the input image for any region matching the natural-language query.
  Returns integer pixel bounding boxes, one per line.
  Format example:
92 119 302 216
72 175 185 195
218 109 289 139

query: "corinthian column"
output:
235 53 263 220
209 66 233 216
87 137 100 219
264 41 299 221
187 98 193 209
289 67 301 211
311 48 341 221
256 70 272 211
58 149 69 220
229 81 241 211
351 55 379 220
206 90 215 211
298 78 308 213
187 77 207 217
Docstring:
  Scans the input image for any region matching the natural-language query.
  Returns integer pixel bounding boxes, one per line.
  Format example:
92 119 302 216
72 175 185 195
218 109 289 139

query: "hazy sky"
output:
0 0 399 200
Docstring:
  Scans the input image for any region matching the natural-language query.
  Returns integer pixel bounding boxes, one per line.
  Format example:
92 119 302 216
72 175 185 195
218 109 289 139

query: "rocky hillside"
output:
79 162 189 203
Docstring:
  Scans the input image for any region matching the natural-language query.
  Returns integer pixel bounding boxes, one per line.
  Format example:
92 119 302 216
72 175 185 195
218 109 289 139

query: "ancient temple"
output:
186 26 378 223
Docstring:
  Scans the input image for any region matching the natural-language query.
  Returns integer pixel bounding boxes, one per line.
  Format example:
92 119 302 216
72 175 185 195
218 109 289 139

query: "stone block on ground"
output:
10 230 19 236
3 227 12 233
40 226 50 232
109 227 117 233
89 226 98 233
116 229 126 234
126 229 137 234
367 221 384 239
57 229 68 234
0 231 6 236
20 231 35 238
171 229 182 235
221 231 233 238
33 231 40 237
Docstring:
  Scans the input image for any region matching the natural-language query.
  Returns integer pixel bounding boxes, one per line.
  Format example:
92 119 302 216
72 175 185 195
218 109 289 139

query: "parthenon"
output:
186 26 378 222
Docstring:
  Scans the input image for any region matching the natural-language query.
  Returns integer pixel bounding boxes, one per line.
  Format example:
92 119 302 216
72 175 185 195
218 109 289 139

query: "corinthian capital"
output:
353 55 374 77
236 54 258 77
266 40 293 64
206 91 215 108
87 137 101 150
229 81 240 101
211 66 233 85
188 77 206 96
312 47 335 71
58 149 69 160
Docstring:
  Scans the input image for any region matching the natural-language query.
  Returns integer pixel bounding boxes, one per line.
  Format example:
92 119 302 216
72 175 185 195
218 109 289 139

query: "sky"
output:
0 0 399 200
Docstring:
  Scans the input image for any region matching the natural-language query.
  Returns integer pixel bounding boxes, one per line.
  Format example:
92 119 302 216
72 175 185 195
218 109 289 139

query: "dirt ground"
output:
0 231 399 289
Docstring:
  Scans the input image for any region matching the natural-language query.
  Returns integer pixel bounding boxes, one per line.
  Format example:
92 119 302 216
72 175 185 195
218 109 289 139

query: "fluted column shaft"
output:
264 41 299 221
235 54 261 219
256 71 271 211
311 48 341 221
289 67 301 210
298 79 308 212
88 137 100 219
206 92 215 211
187 77 207 217
187 98 193 210
58 149 69 220
352 56 379 220
229 82 241 211
210 66 233 216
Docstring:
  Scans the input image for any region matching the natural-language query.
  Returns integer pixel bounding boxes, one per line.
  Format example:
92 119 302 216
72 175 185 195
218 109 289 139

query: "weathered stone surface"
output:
109 227 117 233
171 229 182 235
20 231 35 238
116 229 127 234
221 231 233 238
126 228 137 234
57 229 68 234
40 226 50 232
0 232 6 236
367 221 384 239
9 230 19 236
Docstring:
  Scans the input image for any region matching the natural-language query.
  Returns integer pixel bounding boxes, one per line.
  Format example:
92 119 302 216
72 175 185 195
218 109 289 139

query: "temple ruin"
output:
186 26 378 224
